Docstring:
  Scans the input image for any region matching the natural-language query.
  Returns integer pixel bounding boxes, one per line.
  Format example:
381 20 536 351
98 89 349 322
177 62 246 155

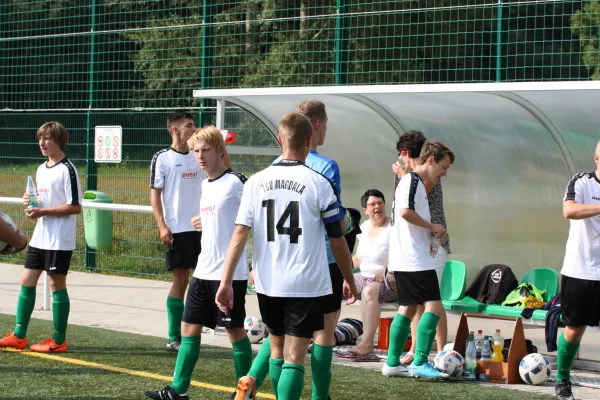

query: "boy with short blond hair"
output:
0 121 82 353
144 126 251 400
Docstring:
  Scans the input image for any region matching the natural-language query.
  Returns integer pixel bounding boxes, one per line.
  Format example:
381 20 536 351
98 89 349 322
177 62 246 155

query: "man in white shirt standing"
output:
383 140 454 379
0 121 82 353
144 126 251 400
554 141 600 400
216 112 358 400
150 111 231 351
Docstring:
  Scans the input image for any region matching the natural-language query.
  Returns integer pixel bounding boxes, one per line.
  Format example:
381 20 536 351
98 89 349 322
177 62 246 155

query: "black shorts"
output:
321 263 344 314
394 270 441 306
24 246 72 276
182 277 247 329
561 275 600 327
257 293 325 338
166 231 201 271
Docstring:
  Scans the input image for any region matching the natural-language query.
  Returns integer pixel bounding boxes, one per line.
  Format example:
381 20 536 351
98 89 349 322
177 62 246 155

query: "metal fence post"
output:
495 0 508 82
85 0 98 271
334 0 349 85
199 0 213 127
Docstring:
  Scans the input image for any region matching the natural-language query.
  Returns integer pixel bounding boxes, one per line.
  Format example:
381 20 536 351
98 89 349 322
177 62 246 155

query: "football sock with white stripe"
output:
386 313 411 368
232 335 253 381
171 336 200 395
556 333 580 383
52 289 70 344
14 285 36 339
413 312 440 366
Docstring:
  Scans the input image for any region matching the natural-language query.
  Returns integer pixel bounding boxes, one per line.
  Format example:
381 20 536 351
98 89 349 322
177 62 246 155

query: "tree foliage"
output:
571 1 600 79
0 1 592 110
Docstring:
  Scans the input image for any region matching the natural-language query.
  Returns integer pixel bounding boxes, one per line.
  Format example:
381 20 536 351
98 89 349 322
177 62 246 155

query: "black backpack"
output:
465 264 518 304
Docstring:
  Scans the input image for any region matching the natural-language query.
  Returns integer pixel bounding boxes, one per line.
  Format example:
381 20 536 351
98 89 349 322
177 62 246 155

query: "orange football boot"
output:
0 333 28 350
30 337 68 353
235 376 257 400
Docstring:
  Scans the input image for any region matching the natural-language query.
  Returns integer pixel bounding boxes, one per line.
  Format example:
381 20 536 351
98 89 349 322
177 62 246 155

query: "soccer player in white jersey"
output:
239 99 351 400
0 122 82 353
554 141 600 400
216 112 358 400
150 111 232 351
383 140 454 379
144 126 251 400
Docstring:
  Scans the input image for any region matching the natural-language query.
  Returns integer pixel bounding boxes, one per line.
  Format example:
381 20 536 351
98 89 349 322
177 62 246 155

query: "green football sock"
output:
166 296 185 342
14 286 36 339
413 312 440 366
311 344 333 400
171 336 201 395
51 289 70 344
277 363 305 400
556 333 580 383
232 336 253 381
248 336 271 388
386 313 411 367
269 358 284 397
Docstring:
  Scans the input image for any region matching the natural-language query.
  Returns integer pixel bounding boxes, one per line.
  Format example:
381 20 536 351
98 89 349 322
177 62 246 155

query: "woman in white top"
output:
342 189 396 360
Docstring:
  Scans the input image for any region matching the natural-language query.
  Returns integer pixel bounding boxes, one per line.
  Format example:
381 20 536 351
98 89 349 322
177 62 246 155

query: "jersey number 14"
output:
262 200 302 243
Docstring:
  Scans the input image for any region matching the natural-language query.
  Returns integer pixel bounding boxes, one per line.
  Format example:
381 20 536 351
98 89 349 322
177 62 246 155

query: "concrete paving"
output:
1 262 600 399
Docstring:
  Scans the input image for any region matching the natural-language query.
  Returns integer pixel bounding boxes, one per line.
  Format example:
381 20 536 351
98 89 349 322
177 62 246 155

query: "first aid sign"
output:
95 126 122 163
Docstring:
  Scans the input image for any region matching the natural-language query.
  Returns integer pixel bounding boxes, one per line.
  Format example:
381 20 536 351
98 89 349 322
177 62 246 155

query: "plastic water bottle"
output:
464 332 478 380
430 234 441 257
481 335 492 361
26 176 38 209
491 329 504 362
397 150 408 169
478 335 492 381
474 330 484 360
219 129 237 144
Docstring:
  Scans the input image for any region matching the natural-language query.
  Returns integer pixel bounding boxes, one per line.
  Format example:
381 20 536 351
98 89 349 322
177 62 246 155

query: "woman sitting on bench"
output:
340 189 396 361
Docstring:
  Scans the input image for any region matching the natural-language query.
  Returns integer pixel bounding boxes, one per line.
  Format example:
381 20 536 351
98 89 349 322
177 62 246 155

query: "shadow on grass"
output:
0 366 118 376
69 346 234 360
0 398 120 400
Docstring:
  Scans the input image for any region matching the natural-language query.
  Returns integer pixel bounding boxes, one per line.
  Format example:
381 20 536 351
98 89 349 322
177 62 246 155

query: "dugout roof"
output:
193 81 600 281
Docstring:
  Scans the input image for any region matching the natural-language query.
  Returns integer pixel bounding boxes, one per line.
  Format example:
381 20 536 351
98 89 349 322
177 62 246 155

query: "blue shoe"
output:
410 363 448 379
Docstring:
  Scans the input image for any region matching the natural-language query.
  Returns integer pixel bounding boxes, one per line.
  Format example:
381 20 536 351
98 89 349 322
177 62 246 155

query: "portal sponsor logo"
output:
181 171 198 179
201 206 214 215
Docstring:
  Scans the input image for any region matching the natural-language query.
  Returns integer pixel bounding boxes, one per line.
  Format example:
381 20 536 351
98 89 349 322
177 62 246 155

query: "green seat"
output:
440 260 467 301
443 296 487 313
439 260 487 312
521 268 559 302
485 268 560 317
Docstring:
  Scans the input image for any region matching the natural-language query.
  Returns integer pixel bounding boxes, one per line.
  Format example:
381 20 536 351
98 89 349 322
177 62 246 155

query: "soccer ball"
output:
519 353 551 385
0 212 17 252
433 350 464 378
442 342 455 352
244 316 266 344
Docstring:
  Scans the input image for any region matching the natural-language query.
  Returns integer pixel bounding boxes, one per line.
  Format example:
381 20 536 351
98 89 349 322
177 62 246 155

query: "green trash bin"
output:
83 191 113 250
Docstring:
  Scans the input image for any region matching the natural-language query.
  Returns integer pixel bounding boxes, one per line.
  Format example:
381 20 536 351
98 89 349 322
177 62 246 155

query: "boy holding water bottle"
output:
0 121 82 353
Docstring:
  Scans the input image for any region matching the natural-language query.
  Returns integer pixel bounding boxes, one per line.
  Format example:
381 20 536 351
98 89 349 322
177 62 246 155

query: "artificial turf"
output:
0 314 552 400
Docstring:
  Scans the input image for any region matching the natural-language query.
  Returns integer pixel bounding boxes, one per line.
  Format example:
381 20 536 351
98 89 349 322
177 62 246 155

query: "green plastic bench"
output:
439 260 487 313
484 268 559 319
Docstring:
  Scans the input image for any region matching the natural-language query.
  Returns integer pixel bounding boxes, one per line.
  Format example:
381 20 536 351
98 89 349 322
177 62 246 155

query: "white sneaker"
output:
382 363 411 377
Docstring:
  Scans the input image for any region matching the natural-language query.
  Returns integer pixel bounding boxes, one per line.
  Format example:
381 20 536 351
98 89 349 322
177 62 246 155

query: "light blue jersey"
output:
274 150 343 263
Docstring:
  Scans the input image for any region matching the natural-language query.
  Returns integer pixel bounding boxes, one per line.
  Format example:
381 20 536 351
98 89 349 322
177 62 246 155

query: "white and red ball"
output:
244 316 266 344
434 350 464 378
519 353 551 385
